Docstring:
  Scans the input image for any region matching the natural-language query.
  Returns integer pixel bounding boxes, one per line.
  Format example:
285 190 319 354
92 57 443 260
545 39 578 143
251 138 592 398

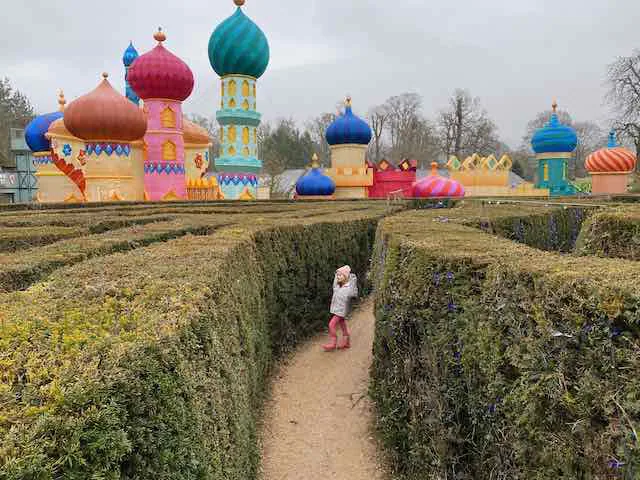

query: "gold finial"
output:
154 27 166 43
552 99 558 113
102 72 109 80
57 90 66 112
345 96 352 107
311 153 320 168
430 161 439 176
234 0 246 6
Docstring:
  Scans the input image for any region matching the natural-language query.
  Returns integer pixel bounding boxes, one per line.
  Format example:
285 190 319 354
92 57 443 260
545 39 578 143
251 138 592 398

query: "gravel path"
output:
260 298 386 480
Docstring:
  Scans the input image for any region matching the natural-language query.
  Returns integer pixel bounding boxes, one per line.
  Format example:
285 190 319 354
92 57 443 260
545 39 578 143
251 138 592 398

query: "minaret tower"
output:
127 28 195 200
208 0 270 200
122 42 140 105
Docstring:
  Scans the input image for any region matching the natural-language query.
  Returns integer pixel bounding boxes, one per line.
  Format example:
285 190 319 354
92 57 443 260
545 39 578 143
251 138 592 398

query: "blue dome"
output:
123 42 139 67
326 101 372 146
209 5 270 79
296 167 336 196
24 111 64 153
531 108 577 154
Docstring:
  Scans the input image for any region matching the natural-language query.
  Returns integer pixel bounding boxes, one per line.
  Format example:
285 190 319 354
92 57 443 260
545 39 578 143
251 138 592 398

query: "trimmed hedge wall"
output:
0 203 394 479
576 207 640 260
371 209 640 479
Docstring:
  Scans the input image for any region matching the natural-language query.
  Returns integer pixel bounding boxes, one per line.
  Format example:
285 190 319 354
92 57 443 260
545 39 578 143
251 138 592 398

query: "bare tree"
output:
607 50 640 165
305 113 335 167
385 93 423 162
367 104 390 163
437 89 500 159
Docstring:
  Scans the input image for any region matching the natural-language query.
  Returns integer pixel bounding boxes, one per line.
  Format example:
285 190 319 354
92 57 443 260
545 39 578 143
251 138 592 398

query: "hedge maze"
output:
371 202 640 479
2 199 640 479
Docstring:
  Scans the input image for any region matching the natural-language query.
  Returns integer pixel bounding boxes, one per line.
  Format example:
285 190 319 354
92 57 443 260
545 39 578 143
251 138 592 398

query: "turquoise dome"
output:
296 164 336 197
531 107 577 154
208 4 270 79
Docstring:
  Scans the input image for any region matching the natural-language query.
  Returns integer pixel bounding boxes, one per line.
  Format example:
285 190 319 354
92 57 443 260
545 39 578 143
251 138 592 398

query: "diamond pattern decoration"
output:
144 162 186 175
62 144 72 157
115 145 124 156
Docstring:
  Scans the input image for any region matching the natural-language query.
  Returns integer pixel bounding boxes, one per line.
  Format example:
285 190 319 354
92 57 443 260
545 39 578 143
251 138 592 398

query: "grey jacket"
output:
330 273 358 317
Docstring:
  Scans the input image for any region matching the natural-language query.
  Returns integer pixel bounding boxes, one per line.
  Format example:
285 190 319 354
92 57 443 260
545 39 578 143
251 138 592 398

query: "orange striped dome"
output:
586 130 636 174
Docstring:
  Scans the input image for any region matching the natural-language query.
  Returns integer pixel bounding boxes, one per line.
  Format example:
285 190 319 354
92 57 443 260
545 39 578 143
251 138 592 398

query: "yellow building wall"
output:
326 143 372 198
83 146 142 202
329 144 367 168
184 144 211 183
41 133 85 203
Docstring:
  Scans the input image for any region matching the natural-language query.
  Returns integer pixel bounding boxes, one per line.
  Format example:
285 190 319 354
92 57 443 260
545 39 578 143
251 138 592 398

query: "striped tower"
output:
209 0 269 200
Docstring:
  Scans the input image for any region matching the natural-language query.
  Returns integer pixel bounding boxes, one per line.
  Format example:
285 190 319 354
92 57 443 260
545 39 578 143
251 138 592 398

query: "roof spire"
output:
345 95 352 108
57 90 66 112
311 153 320 168
552 99 558 113
234 0 246 6
608 129 618 148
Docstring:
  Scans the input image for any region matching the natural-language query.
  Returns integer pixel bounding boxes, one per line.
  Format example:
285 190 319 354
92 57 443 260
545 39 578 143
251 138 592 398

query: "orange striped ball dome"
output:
586 130 636 173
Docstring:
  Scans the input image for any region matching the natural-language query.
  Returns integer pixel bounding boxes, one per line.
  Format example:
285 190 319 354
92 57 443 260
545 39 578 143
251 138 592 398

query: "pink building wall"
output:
368 170 416 198
591 173 629 195
143 99 186 200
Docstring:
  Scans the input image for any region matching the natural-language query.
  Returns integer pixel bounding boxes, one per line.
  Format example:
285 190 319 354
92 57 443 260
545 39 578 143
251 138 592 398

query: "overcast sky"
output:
3 0 639 148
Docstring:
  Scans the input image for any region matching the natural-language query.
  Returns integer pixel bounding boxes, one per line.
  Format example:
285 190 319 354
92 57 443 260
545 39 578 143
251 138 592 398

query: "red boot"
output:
323 335 338 352
338 336 351 350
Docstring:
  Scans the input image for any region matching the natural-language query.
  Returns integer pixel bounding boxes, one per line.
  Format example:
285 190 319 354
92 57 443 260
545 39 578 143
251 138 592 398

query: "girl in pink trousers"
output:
323 265 358 352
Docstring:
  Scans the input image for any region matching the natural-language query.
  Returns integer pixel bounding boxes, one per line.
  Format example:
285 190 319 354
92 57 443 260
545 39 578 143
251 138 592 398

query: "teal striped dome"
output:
208 4 270 79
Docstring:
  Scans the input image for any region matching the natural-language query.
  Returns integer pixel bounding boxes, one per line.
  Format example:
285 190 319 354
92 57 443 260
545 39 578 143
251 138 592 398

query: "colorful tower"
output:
128 28 195 201
325 97 374 198
122 42 140 105
586 130 637 194
64 73 148 202
208 0 270 200
531 101 577 196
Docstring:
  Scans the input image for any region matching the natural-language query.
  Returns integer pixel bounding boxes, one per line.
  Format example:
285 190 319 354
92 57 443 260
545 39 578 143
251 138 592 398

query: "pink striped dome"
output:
412 162 465 198
586 131 636 174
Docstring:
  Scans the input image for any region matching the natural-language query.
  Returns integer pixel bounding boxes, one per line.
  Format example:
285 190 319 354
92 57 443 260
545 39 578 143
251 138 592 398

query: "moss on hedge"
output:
0 203 396 479
371 208 640 479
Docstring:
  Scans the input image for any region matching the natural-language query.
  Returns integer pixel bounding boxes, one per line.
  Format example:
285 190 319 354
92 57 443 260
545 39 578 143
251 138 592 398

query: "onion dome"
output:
24 91 66 153
183 118 211 144
296 154 336 196
64 73 147 142
47 118 72 138
326 97 372 146
586 129 637 173
531 101 578 154
412 162 465 198
127 28 194 101
208 0 270 79
122 42 139 67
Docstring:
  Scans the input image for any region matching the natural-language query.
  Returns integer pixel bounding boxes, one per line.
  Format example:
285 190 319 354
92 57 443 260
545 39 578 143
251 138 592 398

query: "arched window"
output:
229 98 236 109
220 82 224 99
242 80 250 97
228 125 237 143
228 146 236 156
253 128 257 145
543 162 549 182
242 127 249 145
242 99 250 111
228 80 237 97
163 140 177 161
161 107 176 128
242 147 250 157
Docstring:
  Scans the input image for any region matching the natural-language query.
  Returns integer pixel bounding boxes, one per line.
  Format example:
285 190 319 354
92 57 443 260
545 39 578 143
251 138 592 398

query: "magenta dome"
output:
412 163 465 198
128 28 194 102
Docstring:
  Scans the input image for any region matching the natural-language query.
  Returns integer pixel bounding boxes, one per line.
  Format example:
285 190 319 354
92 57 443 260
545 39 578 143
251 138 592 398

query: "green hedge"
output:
576 207 640 260
371 209 640 479
0 204 394 479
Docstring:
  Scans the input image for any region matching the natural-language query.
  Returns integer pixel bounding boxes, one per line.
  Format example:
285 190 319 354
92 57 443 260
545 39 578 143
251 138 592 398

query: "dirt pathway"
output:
260 299 386 480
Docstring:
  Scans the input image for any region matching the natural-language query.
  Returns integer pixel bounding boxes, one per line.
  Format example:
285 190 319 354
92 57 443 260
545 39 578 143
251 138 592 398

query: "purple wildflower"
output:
608 459 625 469
433 273 441 286
448 301 457 313
453 351 462 362
610 327 623 338
446 272 454 283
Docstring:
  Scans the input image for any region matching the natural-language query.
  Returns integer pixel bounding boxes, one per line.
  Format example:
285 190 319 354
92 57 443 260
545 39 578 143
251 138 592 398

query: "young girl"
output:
323 265 358 352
